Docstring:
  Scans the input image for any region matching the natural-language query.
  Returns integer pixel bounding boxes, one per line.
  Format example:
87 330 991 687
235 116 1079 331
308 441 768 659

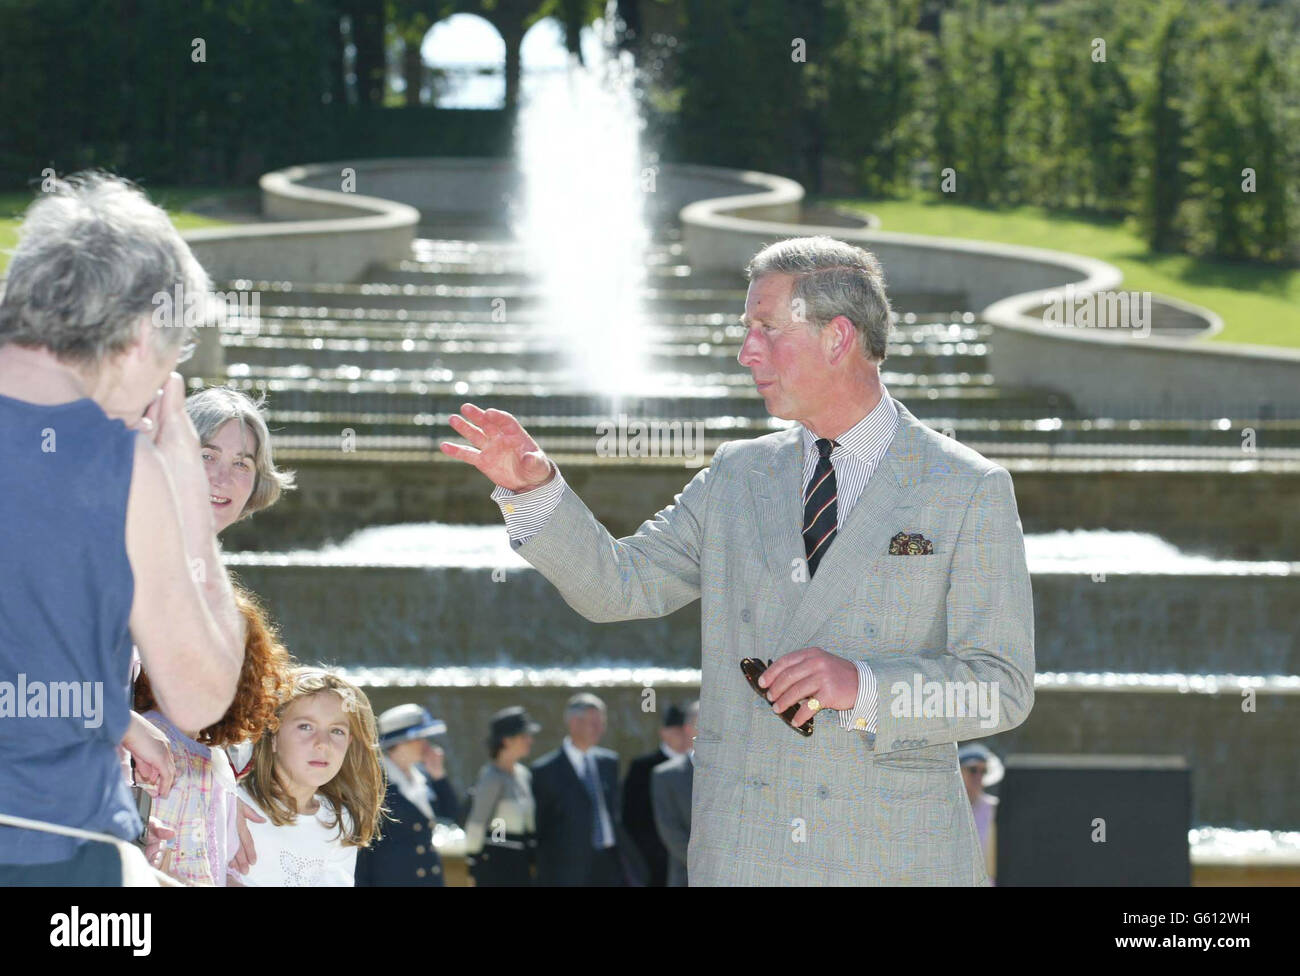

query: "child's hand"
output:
143 817 176 871
123 711 176 798
229 799 266 874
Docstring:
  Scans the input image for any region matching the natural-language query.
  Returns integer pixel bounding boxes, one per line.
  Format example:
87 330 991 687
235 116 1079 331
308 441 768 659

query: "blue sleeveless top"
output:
0 393 142 864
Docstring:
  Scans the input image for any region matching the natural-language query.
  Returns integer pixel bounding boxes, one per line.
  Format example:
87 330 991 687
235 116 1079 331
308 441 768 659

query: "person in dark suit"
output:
621 701 696 886
355 704 458 886
530 693 642 886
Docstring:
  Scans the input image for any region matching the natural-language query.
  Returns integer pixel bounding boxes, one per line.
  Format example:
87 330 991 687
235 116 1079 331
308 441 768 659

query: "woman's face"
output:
273 691 353 799
507 732 534 760
201 418 257 534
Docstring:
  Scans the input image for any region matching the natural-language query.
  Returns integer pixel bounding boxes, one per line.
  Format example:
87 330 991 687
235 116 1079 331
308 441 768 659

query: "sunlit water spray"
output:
514 17 651 401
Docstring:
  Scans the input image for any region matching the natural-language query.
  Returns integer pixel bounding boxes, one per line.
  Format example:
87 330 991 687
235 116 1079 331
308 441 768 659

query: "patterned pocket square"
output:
888 531 934 555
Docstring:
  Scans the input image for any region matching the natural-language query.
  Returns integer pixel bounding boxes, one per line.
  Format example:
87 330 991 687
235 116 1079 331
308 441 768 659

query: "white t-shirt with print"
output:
229 786 357 887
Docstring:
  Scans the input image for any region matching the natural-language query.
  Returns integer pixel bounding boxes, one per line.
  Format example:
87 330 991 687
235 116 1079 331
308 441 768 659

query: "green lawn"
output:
821 193 1300 349
0 187 237 274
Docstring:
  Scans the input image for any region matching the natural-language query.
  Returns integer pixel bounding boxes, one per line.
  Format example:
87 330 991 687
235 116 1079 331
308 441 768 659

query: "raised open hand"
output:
440 402 554 493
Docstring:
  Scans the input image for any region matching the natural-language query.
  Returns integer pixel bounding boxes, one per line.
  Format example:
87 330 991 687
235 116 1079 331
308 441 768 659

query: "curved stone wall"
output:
182 157 1294 415
673 163 1295 416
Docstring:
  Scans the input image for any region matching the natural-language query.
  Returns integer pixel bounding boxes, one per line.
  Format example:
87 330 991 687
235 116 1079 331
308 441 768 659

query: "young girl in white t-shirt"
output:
228 668 384 886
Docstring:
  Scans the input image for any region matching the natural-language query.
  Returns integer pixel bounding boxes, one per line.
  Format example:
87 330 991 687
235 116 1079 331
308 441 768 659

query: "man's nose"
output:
737 329 761 367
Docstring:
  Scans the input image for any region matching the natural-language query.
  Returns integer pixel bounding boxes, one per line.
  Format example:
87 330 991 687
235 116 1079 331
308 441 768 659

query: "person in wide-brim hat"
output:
354 703 458 886
958 742 1004 788
378 703 448 749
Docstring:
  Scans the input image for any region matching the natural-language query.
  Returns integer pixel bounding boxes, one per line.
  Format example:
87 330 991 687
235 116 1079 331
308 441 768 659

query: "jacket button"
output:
417 868 426 878
433 865 441 874
864 623 876 636
416 845 426 855
413 822 424 831
816 785 830 799
740 609 751 622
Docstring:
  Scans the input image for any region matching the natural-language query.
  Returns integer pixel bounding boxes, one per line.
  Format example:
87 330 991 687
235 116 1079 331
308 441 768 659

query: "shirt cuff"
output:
838 661 878 733
489 463 567 545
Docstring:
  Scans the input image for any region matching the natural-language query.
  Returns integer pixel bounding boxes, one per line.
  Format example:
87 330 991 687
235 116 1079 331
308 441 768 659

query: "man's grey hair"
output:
0 170 211 364
745 236 892 362
186 386 296 521
564 693 607 724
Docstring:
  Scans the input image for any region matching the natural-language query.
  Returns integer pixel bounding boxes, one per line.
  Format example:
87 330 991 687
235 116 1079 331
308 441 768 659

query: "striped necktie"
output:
802 437 839 577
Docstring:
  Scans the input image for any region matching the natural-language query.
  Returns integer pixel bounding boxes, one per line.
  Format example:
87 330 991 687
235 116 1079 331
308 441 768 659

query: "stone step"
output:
226 279 973 318
406 236 684 267
209 370 1051 421
221 308 988 343
371 261 738 290
220 301 989 339
218 363 998 400
240 410 1300 452
229 279 750 313
224 559 1300 676
220 333 991 376
215 448 1300 559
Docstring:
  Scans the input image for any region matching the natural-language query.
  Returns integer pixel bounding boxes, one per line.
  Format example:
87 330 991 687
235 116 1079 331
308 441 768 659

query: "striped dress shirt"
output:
490 386 902 734
798 389 899 732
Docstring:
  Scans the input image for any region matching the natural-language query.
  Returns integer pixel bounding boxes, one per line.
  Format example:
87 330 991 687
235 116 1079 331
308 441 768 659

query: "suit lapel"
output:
747 426 807 615
555 746 586 805
752 398 930 652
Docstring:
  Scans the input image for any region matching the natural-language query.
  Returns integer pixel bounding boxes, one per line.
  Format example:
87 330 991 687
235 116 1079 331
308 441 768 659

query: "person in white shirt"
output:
227 668 384 887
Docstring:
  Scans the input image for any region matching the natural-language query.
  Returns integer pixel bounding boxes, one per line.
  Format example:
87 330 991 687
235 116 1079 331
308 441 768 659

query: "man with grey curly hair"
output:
0 171 244 885
446 234 1035 886
0 171 213 418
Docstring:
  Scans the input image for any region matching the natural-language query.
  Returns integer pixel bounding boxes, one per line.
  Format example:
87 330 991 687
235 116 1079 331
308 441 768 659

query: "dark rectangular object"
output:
997 755 1191 885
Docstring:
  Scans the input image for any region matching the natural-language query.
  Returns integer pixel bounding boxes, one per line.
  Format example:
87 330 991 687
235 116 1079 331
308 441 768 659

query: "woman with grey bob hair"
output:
186 386 296 530
0 171 245 885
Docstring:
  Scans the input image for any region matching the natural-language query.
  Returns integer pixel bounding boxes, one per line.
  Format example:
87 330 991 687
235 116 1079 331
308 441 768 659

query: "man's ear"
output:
825 315 857 364
123 314 161 367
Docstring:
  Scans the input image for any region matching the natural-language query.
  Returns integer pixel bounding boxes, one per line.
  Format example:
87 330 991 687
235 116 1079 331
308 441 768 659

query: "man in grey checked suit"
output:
441 235 1035 885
